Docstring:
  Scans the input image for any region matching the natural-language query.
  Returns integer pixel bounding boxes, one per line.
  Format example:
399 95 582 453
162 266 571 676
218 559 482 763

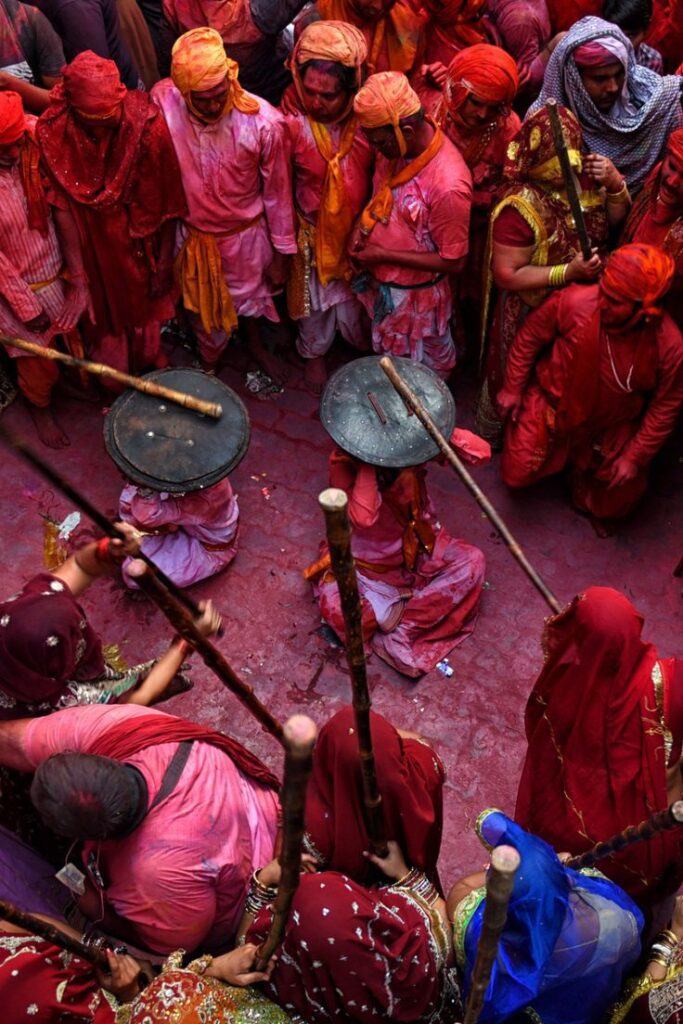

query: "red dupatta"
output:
515 586 683 907
88 711 280 791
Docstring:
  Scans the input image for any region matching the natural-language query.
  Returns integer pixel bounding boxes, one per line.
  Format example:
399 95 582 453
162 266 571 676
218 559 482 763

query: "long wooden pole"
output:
318 488 388 858
0 335 222 419
0 899 108 968
566 801 683 870
463 845 521 1024
255 715 317 970
379 357 563 615
130 562 285 745
545 99 592 261
0 428 206 623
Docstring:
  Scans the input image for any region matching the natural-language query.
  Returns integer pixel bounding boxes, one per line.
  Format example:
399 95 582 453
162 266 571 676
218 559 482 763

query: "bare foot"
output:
251 336 289 384
304 356 328 395
28 405 70 448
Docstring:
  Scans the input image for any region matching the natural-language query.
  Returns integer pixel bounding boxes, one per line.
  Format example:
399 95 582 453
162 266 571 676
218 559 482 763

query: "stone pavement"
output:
0 339 680 885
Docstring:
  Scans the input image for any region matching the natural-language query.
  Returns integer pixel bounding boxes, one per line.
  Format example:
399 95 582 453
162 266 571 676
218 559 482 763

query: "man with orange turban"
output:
0 91 89 447
350 71 472 377
297 0 426 77
497 243 683 522
436 43 520 350
152 28 297 379
36 52 187 385
286 20 373 393
622 128 683 329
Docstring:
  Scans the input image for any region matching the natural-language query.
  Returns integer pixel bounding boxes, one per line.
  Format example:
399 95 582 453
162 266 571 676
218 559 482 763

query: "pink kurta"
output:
152 79 297 359
356 135 472 376
21 704 279 953
119 478 239 588
288 112 373 356
314 444 485 677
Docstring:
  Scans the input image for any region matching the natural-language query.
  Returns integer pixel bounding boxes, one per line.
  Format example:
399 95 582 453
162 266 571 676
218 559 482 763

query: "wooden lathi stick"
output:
546 99 592 261
379 357 563 615
463 845 521 1024
0 428 205 623
129 562 285 745
566 801 683 871
0 899 108 968
318 488 389 858
255 715 317 971
0 335 222 419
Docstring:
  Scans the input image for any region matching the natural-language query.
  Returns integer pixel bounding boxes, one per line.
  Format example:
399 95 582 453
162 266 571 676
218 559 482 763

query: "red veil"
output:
515 587 683 907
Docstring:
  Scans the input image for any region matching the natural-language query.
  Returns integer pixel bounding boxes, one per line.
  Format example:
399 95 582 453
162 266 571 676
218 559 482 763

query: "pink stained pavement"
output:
0 343 680 886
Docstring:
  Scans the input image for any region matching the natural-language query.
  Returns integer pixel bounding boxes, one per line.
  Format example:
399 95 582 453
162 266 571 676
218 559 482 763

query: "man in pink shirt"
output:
152 28 297 380
350 71 472 377
0 704 279 954
286 20 373 394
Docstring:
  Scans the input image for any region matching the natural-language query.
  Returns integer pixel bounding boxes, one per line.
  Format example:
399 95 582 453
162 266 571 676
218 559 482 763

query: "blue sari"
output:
454 810 644 1024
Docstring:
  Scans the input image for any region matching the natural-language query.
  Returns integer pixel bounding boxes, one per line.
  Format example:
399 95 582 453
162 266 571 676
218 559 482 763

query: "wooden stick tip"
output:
490 845 521 874
379 356 393 369
319 487 348 512
672 801 683 824
284 714 317 749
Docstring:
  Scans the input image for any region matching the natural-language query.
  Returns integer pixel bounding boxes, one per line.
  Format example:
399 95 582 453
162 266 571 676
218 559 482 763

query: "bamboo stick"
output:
463 845 521 1024
0 899 109 968
379 357 563 615
0 335 222 419
255 715 317 970
319 488 388 858
566 801 683 870
129 562 285 745
546 100 592 261
0 428 205 623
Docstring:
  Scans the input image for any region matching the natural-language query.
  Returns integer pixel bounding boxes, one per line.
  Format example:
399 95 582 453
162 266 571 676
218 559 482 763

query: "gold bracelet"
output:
647 955 671 968
606 180 630 204
548 264 568 287
660 929 679 945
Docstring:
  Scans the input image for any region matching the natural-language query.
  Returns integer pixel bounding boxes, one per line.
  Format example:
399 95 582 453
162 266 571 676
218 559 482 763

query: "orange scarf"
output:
318 0 421 74
309 115 358 285
382 468 436 571
19 135 49 237
359 126 443 237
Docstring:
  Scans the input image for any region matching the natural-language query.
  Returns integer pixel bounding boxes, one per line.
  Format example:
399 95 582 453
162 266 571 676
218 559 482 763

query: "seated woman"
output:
448 809 643 1024
477 104 629 443
515 587 683 912
611 896 683 1024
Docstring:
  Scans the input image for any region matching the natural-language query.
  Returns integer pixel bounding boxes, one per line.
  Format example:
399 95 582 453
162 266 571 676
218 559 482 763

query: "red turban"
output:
63 51 126 117
0 90 26 145
573 41 617 68
667 127 683 166
445 43 518 115
601 243 675 316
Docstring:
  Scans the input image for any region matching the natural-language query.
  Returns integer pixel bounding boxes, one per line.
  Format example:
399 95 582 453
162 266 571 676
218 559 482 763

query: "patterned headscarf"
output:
529 16 683 194
505 104 583 185
171 27 259 117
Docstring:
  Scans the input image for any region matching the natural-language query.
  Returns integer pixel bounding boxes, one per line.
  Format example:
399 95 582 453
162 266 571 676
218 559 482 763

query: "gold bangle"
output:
647 955 671 968
660 929 679 945
548 264 568 287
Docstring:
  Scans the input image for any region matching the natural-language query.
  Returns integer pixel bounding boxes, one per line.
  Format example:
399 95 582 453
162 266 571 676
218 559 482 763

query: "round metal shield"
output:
104 368 250 492
320 356 456 468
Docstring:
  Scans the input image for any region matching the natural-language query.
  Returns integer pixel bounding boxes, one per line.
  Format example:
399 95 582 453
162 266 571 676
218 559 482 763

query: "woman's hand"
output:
583 153 623 193
256 853 319 889
194 599 222 639
363 839 409 881
565 249 602 283
206 943 276 986
497 387 523 422
96 949 143 1003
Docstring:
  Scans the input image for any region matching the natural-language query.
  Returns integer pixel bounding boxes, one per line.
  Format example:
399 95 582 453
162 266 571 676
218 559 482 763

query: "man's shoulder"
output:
428 134 473 191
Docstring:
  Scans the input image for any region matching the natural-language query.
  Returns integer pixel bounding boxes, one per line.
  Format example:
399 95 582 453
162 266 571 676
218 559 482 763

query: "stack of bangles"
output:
244 870 278 916
606 178 630 204
548 264 569 287
648 928 679 969
389 866 440 907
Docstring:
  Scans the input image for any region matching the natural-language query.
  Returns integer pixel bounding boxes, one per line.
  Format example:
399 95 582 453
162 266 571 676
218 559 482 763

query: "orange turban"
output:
601 244 675 316
353 71 421 156
291 20 367 120
63 52 126 117
171 27 259 115
0 91 26 145
445 44 519 115
667 127 683 166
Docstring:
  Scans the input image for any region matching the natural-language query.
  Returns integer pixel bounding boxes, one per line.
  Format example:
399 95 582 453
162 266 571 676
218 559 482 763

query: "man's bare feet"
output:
304 356 328 395
251 337 289 385
28 405 70 448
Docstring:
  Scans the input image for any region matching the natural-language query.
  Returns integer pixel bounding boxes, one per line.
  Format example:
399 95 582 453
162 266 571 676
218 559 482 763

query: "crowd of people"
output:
0 0 681 1020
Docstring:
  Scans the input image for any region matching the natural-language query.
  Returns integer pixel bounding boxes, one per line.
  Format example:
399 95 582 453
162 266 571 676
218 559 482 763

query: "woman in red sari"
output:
477 104 627 444
515 586 683 913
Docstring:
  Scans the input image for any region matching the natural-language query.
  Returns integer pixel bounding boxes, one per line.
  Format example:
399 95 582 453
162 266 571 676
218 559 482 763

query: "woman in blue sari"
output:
447 809 644 1024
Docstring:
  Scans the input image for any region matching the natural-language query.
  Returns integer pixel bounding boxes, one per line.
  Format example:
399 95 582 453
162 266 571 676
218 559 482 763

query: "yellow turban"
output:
292 19 367 71
171 27 259 115
353 71 421 156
